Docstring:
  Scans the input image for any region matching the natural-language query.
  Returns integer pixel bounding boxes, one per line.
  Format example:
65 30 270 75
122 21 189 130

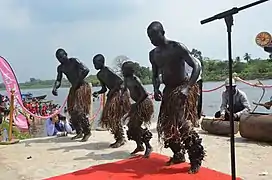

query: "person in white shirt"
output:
185 57 203 124
45 113 74 136
215 78 250 121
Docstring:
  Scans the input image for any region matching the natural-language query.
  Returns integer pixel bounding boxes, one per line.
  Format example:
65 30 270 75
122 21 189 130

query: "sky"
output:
0 0 271 82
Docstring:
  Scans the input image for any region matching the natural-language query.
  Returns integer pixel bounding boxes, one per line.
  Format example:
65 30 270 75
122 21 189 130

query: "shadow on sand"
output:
47 141 112 152
73 150 132 161
21 136 80 147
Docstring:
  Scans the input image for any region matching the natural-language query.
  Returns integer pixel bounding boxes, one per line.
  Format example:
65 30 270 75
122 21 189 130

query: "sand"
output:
0 122 271 180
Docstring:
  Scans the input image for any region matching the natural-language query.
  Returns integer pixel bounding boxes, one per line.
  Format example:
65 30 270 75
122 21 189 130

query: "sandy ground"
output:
0 122 271 180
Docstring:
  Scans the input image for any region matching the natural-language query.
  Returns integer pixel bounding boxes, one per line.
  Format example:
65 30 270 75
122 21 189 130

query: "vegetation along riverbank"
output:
1 50 271 90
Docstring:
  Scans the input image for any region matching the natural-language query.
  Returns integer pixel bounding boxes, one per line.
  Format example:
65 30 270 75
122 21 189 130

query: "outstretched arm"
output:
179 45 200 87
53 66 63 91
253 101 272 110
149 50 160 93
96 75 107 94
135 76 148 106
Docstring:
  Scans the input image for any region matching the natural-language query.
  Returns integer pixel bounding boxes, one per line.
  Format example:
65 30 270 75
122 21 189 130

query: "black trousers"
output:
214 105 245 121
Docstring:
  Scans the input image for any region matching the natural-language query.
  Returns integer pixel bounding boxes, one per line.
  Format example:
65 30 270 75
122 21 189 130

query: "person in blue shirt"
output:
46 114 74 136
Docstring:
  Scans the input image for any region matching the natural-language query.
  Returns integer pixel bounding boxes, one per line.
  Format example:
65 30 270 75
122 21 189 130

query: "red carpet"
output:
46 153 241 180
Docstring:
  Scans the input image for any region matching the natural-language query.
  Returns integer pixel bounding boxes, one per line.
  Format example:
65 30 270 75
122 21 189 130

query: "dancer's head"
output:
147 21 165 47
93 54 105 70
56 48 68 64
122 61 135 77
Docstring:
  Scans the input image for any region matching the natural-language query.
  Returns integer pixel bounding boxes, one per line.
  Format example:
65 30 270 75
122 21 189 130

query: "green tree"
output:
190 48 203 61
112 55 130 74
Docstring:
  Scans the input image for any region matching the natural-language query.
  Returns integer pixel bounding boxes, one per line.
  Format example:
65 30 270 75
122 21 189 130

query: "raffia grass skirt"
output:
67 81 92 116
157 83 199 144
125 97 154 127
100 90 130 132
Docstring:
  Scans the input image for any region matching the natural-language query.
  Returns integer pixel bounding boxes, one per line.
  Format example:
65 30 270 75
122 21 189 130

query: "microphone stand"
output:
200 0 270 179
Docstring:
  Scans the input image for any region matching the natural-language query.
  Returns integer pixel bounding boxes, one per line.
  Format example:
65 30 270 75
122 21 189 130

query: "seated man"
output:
215 78 250 121
46 113 74 136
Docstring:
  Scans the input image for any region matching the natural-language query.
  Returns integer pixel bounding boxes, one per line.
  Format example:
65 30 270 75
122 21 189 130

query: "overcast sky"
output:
0 0 271 82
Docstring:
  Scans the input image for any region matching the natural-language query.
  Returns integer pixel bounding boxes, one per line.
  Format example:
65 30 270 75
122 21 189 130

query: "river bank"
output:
0 123 271 180
2 76 272 91
1 79 272 139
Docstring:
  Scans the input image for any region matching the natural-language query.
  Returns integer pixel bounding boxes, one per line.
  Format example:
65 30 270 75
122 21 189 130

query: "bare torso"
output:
58 58 86 87
151 41 187 87
125 76 147 102
97 67 123 90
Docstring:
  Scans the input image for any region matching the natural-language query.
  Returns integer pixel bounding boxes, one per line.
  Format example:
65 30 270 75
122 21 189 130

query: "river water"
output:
1 79 272 137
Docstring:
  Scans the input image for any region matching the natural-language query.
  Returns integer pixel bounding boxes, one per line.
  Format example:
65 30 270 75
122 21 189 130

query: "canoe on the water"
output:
201 116 239 135
23 95 47 101
33 95 47 100
240 113 272 142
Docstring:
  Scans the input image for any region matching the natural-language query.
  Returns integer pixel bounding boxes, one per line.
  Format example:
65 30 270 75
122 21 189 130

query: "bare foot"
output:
109 140 118 147
143 147 153 158
80 132 91 142
165 155 186 166
131 146 145 155
71 133 83 140
111 139 126 148
188 164 200 174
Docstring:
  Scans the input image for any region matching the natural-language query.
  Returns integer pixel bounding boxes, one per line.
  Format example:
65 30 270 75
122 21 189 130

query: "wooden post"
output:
8 89 15 141
0 89 19 145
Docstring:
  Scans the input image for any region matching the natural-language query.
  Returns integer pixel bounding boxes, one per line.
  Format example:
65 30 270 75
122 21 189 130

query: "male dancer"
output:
121 61 154 158
92 54 130 148
52 48 92 142
147 21 205 174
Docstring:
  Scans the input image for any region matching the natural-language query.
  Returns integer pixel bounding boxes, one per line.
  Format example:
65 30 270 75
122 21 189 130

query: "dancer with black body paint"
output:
121 61 154 158
52 48 92 142
147 21 205 174
92 54 130 148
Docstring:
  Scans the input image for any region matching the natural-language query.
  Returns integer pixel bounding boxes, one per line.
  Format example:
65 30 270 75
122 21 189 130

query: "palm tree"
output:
243 53 251 63
235 56 240 62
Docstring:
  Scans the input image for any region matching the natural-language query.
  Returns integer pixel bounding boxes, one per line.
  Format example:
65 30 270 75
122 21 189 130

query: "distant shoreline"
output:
0 78 271 91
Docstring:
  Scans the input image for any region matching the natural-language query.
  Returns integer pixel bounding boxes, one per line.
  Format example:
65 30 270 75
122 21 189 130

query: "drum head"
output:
255 32 272 47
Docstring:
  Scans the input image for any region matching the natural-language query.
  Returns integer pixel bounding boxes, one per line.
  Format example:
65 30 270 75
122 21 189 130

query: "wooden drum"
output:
240 113 272 142
201 117 239 135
